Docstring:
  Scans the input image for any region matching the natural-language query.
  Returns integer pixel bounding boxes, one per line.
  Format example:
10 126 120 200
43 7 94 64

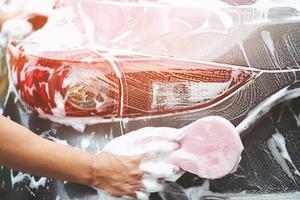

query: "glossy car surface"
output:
1 0 300 199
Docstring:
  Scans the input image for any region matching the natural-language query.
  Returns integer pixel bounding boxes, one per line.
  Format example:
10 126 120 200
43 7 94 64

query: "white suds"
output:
10 170 30 188
29 177 47 189
261 31 276 58
51 92 66 118
10 170 47 190
184 180 210 200
287 103 300 128
268 131 300 178
40 130 69 146
1 19 32 41
237 86 300 134
80 132 95 151
37 111 122 132
2 0 300 199
103 116 243 198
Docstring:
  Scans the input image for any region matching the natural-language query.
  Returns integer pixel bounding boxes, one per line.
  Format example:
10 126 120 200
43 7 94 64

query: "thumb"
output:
128 153 147 164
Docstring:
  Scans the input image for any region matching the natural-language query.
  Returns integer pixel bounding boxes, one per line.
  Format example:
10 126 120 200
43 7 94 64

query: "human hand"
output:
90 152 145 198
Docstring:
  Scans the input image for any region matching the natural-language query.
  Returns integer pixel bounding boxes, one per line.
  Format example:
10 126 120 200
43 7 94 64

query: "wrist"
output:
72 151 97 187
87 152 110 189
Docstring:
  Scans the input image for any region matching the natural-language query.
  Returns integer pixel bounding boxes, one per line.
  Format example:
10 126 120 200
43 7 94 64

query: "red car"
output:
8 0 300 125
1 0 300 199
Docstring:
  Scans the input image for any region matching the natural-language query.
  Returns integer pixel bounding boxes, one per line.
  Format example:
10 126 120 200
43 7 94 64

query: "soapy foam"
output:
271 130 300 177
286 102 300 128
1 18 32 41
8 2 300 126
267 130 300 190
237 85 300 135
78 0 126 116
2 1 300 199
51 92 66 118
29 177 47 189
40 130 69 146
37 110 124 132
261 31 276 58
10 170 47 190
0 0 55 43
103 116 243 199
0 0 54 17
103 126 182 197
184 179 210 200
80 132 95 150
103 127 180 156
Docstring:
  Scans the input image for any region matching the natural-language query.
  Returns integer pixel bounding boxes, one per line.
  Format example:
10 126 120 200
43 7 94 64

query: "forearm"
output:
0 115 94 185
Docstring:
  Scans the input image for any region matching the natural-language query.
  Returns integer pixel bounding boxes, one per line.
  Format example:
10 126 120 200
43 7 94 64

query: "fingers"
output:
108 183 143 199
126 179 145 189
126 172 145 192
127 153 147 165
120 183 146 199
129 170 145 179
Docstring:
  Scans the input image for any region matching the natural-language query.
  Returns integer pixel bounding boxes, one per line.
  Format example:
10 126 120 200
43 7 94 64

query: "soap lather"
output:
103 116 244 199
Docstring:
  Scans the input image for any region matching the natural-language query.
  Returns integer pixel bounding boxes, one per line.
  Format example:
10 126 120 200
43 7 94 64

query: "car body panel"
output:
1 1 300 200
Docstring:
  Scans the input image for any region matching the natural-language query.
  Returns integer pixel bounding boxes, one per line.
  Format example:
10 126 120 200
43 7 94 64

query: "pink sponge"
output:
104 116 243 180
170 116 244 179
